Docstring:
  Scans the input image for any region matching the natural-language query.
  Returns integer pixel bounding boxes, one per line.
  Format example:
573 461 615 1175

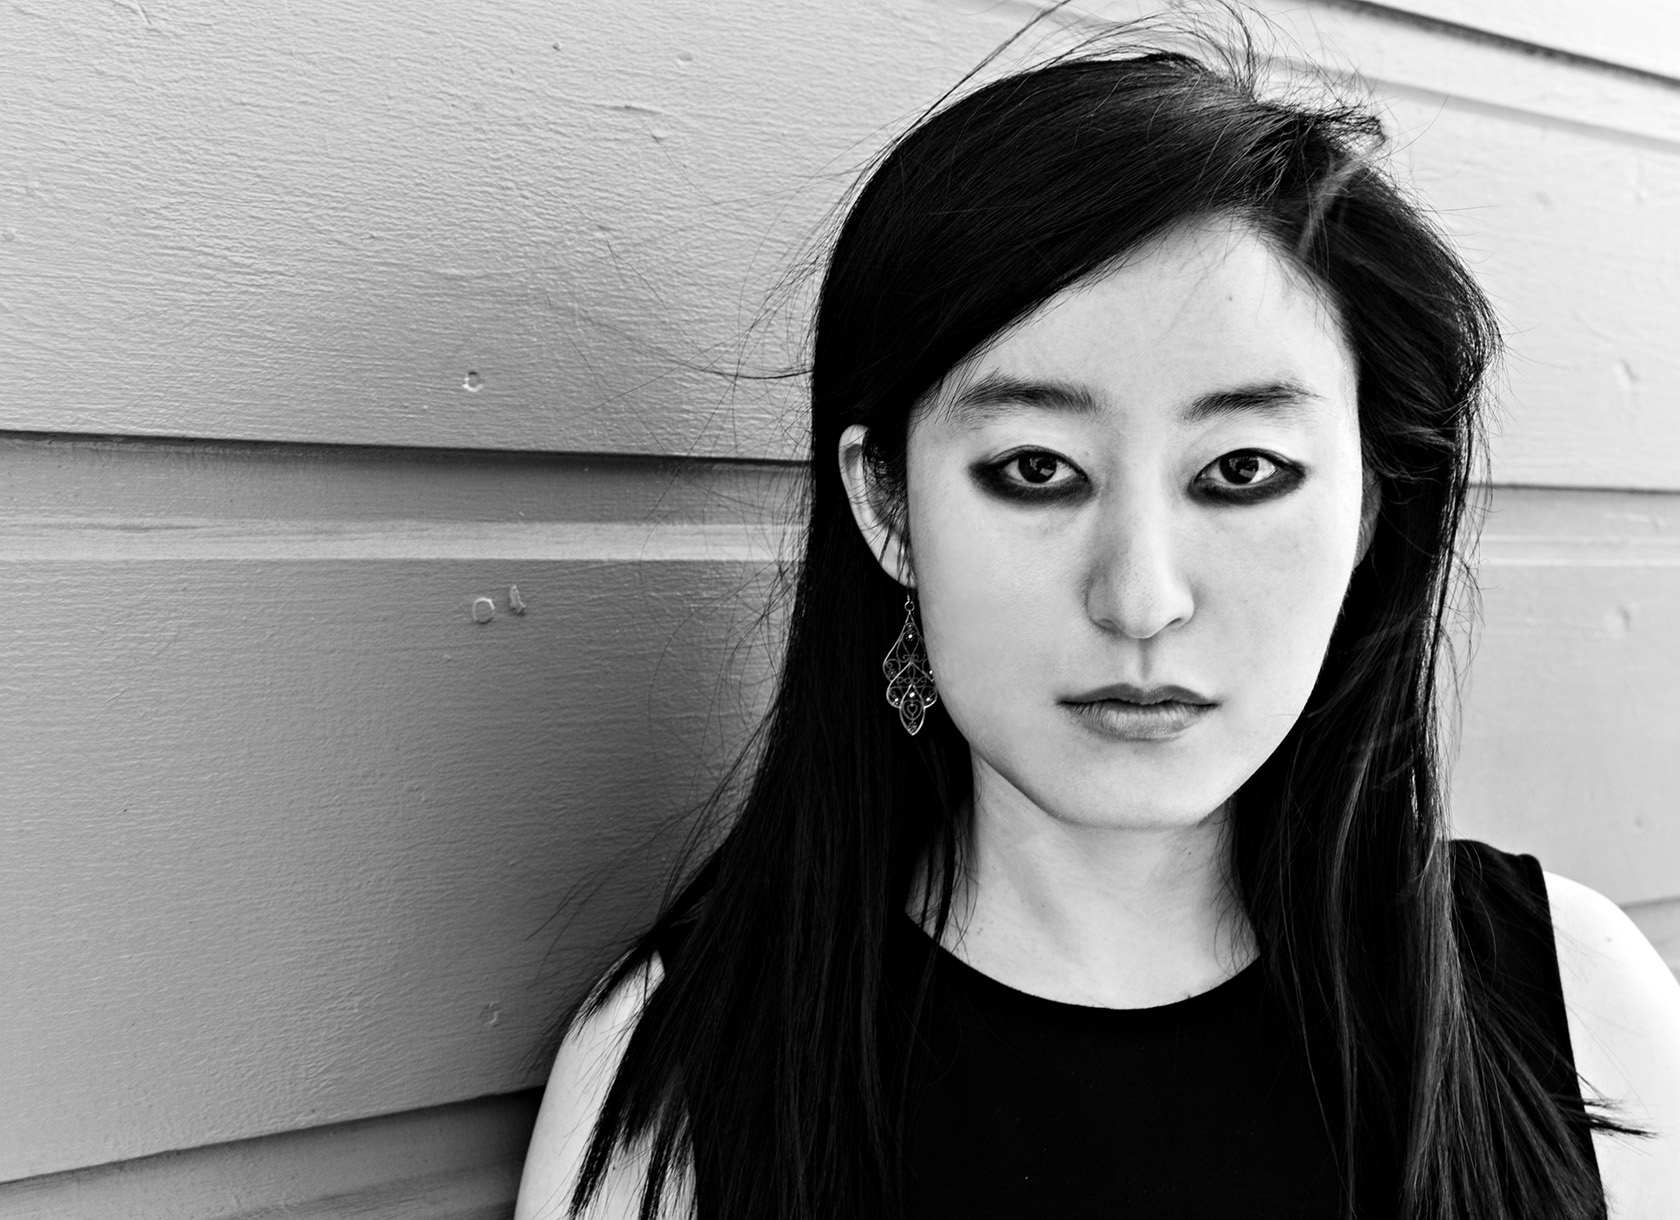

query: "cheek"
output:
906 471 1070 717
1211 492 1362 716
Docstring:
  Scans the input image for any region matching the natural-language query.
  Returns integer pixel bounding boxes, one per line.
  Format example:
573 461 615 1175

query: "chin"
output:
1023 760 1240 833
1069 743 1248 828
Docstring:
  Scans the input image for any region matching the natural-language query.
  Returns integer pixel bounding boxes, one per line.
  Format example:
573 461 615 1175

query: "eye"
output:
1213 452 1276 486
1193 450 1301 501
973 449 1087 501
1014 452 1064 485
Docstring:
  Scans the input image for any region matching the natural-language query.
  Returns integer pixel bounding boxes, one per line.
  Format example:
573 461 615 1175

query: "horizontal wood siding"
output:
1362 0 1680 80
1453 487 1680 905
3 0 1676 1209
0 439 791 1181
3 0 1679 486
0 1092 538 1220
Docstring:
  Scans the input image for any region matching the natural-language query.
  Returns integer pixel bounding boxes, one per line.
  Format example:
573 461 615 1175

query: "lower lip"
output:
1064 699 1213 742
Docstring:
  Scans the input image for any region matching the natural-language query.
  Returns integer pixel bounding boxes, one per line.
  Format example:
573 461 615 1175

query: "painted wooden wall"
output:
2 0 1676 1213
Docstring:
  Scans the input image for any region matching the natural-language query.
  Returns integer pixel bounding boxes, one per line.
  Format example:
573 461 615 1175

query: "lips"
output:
1062 682 1216 742
1067 682 1214 707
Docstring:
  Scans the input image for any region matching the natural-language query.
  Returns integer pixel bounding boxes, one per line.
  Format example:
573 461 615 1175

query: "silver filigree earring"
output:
882 593 938 736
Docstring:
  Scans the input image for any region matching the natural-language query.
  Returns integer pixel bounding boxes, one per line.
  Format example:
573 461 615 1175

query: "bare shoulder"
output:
1544 871 1680 1218
516 953 686 1220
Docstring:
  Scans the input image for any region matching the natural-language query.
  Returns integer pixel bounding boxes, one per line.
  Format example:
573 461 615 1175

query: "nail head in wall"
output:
463 370 483 392
472 597 495 624
508 585 526 615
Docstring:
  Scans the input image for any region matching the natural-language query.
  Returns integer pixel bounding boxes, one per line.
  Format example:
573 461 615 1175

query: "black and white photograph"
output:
3 2 1678 1217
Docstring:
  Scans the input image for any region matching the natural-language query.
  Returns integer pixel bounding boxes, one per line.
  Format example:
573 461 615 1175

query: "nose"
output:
1083 486 1196 640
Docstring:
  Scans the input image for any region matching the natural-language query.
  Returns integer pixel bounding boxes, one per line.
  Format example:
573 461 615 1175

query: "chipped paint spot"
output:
508 585 526 615
472 597 495 624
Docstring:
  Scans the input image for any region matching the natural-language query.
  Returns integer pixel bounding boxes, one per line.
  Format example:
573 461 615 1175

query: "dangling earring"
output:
882 592 938 736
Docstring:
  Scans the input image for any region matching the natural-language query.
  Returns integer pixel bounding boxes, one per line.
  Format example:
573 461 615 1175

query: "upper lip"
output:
1065 682 1215 707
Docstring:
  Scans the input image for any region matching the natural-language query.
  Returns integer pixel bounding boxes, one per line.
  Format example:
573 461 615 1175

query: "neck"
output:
922 768 1254 1009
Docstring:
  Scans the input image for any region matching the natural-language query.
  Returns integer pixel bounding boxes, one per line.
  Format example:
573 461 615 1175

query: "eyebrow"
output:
1184 379 1322 421
942 372 1322 424
944 373 1097 420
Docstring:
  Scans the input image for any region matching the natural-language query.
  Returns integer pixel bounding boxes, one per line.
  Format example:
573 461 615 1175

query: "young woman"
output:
516 37 1680 1220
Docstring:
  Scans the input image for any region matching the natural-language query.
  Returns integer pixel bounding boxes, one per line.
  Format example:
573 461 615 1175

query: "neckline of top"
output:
896 912 1261 1016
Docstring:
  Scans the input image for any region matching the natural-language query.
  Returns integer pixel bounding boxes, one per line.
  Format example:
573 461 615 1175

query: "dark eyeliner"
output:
970 451 1087 502
1194 452 1304 505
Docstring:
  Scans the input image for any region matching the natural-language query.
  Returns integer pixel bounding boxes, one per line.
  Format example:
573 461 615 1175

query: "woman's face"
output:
858 220 1370 832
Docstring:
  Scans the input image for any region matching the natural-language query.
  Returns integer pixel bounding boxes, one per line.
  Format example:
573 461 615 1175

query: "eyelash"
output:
974 449 1303 503
1195 450 1303 503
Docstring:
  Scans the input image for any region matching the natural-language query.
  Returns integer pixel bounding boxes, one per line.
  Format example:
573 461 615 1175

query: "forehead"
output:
930 220 1355 425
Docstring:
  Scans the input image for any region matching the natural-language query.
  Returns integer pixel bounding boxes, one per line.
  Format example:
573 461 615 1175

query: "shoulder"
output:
515 953 684 1220
1544 870 1680 1218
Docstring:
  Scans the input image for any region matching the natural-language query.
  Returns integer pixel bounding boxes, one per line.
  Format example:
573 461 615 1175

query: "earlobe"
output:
837 424 913 586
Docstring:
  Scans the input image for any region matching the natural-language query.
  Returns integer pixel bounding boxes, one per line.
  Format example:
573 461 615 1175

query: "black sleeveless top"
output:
657 839 1598 1216
879 839 1598 1218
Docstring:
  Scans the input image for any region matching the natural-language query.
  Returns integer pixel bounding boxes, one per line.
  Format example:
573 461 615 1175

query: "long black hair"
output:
563 28 1617 1220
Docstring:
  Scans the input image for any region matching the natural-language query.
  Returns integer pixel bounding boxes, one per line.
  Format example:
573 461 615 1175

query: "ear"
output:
837 424 913 587
1355 466 1380 565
